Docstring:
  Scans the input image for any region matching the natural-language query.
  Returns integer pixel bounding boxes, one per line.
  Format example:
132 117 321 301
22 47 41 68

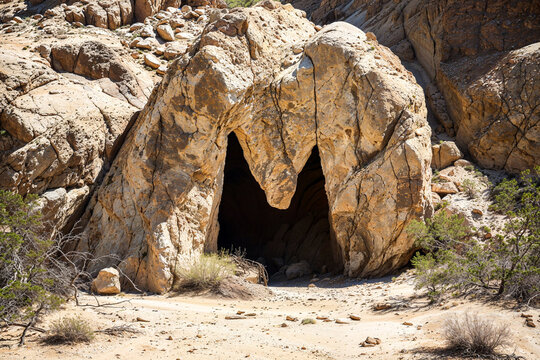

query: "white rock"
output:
157 24 175 41
144 53 161 69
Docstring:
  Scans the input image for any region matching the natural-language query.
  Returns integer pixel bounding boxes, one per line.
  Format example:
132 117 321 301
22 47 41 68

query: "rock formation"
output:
288 0 540 172
91 267 122 295
78 1 432 293
0 33 155 231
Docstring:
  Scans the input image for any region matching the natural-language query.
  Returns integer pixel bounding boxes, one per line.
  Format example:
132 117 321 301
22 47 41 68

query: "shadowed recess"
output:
218 133 342 275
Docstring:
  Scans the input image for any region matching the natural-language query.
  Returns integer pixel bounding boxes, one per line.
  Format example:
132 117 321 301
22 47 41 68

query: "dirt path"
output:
1 272 539 359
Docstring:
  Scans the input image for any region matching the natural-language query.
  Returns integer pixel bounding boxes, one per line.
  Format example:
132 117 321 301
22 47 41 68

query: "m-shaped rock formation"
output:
79 1 432 293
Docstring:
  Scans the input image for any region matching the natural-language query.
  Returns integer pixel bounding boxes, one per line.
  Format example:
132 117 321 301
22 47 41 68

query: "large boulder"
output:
79 2 432 293
92 267 121 295
288 0 540 172
432 141 462 170
438 44 540 172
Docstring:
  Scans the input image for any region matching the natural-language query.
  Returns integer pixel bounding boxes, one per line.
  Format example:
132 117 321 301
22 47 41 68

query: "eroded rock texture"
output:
0 42 154 231
80 1 432 293
288 0 540 172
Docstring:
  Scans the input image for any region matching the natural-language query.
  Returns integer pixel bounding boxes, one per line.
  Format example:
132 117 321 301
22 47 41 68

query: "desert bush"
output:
0 190 99 345
175 253 236 290
461 178 479 199
0 191 66 324
45 316 94 344
408 167 539 303
443 313 510 355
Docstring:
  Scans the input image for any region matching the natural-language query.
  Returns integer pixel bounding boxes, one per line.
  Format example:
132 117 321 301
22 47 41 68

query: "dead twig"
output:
96 324 141 335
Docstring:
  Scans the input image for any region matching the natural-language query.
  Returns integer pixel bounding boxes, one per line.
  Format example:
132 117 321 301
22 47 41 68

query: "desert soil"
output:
1 271 539 360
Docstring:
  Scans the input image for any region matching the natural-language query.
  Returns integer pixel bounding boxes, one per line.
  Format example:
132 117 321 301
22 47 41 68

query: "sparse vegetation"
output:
45 316 94 344
443 313 510 356
0 190 102 345
408 167 539 304
0 191 65 331
174 252 237 290
226 0 261 7
461 178 479 199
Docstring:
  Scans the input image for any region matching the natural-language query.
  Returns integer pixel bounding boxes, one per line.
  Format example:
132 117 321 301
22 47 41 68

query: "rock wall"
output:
288 0 540 172
0 40 154 232
79 1 432 293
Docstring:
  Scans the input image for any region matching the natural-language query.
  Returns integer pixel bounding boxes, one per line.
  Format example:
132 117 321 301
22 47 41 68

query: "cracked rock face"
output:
80 1 432 293
288 0 540 172
0 41 155 231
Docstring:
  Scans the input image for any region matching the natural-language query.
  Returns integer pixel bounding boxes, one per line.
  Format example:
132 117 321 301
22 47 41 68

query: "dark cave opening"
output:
217 133 342 277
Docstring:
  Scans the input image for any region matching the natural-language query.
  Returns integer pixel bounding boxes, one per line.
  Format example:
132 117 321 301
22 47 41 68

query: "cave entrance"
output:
217 133 342 278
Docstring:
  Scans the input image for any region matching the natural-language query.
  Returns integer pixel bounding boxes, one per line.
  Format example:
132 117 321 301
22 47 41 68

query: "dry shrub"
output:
174 253 236 290
443 313 510 355
45 316 94 344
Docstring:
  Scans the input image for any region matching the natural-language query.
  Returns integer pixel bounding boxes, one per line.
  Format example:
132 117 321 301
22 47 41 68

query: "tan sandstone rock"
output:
0 43 154 233
157 23 175 41
290 0 540 172
431 182 459 195
431 141 463 169
79 1 432 293
91 267 121 295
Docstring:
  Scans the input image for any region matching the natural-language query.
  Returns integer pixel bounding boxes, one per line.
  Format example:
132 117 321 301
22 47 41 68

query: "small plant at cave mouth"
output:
174 253 237 290
45 316 94 344
443 313 510 356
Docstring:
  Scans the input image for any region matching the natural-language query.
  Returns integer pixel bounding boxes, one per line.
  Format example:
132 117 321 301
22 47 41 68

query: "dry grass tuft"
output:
174 253 236 290
44 316 94 344
443 313 510 356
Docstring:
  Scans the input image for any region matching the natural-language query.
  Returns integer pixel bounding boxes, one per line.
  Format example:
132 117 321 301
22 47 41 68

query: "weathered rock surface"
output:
79 1 432 293
439 44 540 173
0 31 155 230
91 267 121 295
0 0 180 29
288 0 540 172
432 141 462 170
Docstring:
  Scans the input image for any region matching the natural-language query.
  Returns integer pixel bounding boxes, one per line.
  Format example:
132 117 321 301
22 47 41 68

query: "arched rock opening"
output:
218 133 342 275
78 8 433 293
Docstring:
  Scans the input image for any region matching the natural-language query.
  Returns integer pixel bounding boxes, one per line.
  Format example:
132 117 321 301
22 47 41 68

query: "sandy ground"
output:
1 271 539 360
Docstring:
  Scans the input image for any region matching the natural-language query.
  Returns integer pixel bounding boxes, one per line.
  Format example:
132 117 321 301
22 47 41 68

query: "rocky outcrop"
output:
79 1 432 293
134 0 181 23
438 44 539 173
288 0 540 172
0 0 181 29
49 40 150 108
0 40 154 231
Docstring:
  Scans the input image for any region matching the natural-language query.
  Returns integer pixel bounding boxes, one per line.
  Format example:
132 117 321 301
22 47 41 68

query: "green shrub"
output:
443 313 510 355
0 191 66 324
45 316 94 344
408 167 539 303
174 253 236 290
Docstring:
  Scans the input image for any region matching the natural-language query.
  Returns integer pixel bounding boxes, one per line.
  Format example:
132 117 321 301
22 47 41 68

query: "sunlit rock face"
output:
79 1 432 293
287 0 540 173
